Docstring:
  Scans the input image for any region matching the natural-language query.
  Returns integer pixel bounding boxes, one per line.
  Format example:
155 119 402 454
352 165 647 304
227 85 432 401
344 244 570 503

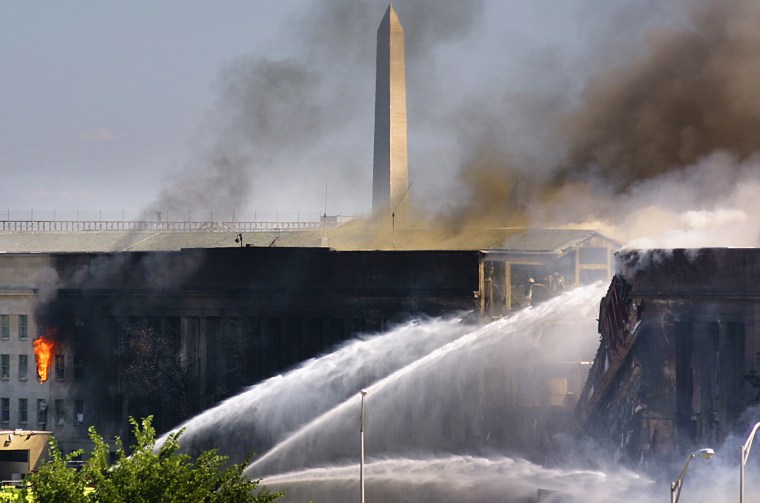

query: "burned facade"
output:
0 228 617 455
2 248 482 452
576 248 759 466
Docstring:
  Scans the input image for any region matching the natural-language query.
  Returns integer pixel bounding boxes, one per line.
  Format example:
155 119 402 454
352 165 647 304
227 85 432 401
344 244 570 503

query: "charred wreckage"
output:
576 248 760 468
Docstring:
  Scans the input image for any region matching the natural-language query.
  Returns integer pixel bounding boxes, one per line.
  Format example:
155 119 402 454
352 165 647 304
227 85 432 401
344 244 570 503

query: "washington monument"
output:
372 4 409 222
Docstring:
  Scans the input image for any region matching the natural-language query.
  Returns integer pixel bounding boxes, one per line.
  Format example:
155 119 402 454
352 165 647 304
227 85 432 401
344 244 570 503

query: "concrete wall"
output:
0 242 618 457
0 431 50 479
0 255 62 451
577 249 760 467
7 248 481 452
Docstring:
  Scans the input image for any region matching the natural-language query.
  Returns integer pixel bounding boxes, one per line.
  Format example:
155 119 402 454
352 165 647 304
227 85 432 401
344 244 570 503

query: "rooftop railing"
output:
0 220 332 233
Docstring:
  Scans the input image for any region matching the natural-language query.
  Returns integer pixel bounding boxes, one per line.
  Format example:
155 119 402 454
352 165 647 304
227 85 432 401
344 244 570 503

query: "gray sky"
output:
1 0 676 222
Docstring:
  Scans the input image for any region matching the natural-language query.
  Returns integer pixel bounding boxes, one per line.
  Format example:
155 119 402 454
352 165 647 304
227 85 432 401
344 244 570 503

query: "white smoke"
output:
534 152 760 249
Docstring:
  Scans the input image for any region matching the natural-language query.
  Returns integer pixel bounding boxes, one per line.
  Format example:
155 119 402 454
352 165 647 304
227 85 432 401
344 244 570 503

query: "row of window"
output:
0 314 29 340
0 398 84 427
0 354 82 381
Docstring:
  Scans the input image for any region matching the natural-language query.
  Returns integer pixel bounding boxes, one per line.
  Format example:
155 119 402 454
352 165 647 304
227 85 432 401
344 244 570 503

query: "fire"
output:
33 329 56 383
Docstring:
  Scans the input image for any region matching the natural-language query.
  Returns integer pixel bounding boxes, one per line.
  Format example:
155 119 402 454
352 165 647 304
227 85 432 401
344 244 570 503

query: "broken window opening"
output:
74 356 83 381
54 399 64 426
37 399 47 425
55 354 65 381
74 400 84 426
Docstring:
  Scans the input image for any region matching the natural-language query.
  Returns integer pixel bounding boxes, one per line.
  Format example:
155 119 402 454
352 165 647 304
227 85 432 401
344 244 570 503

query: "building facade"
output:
0 231 618 455
576 248 760 468
1 248 483 453
0 255 69 448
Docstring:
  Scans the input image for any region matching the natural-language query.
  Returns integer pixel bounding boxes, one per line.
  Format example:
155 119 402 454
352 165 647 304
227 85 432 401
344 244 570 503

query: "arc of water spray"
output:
246 284 604 477
247 317 502 474
158 316 474 464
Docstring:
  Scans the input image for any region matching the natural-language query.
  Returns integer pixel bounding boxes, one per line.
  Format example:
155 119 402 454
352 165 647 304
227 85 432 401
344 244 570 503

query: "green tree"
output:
21 417 282 503
18 437 87 503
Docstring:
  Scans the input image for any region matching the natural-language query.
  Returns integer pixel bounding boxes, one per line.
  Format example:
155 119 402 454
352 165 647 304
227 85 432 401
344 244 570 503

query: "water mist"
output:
168 282 760 501
162 316 479 463
170 284 654 500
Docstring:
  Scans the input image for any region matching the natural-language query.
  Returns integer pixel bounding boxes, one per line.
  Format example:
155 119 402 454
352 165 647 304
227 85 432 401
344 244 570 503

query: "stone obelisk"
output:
372 4 409 223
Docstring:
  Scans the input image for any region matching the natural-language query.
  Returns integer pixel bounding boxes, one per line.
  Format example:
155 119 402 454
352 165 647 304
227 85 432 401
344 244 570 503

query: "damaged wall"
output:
11 248 481 452
1 240 612 456
575 248 760 467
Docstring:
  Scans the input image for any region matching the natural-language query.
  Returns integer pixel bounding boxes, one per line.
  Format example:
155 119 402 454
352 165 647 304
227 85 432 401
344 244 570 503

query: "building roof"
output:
0 229 324 253
392 227 619 254
498 229 617 254
0 223 619 254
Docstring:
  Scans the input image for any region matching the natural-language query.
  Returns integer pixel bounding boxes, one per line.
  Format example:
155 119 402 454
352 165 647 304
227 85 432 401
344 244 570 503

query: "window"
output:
0 315 9 340
18 315 28 340
18 355 27 381
0 399 9 423
37 399 47 425
74 357 83 381
0 355 9 380
55 354 65 381
74 400 84 426
55 399 64 426
18 399 27 424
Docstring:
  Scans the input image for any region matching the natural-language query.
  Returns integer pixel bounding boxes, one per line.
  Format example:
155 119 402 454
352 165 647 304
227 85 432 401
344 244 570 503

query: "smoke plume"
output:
148 0 485 221
143 0 760 250
435 0 760 250
556 0 760 190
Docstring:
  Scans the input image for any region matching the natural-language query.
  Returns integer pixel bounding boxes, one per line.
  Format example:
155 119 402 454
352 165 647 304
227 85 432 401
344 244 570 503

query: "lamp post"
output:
741 421 760 503
670 448 714 503
360 390 368 503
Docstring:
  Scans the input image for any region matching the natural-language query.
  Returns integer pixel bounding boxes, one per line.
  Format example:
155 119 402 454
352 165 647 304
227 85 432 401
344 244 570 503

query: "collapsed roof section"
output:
576 248 759 467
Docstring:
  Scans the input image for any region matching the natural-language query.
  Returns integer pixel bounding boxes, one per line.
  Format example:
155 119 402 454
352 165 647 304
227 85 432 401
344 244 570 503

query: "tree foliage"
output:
21 417 282 503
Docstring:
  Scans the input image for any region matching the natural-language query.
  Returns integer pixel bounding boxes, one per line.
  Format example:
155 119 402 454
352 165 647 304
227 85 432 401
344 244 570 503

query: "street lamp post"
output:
741 421 760 503
670 448 714 503
360 390 368 503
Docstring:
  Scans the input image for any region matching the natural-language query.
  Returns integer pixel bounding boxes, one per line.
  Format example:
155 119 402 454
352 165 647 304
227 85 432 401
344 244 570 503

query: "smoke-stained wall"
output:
576 249 760 467
23 248 481 451
0 236 615 456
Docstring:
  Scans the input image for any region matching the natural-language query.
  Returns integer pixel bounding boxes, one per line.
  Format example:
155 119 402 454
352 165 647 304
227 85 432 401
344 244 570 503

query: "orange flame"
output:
33 329 56 383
